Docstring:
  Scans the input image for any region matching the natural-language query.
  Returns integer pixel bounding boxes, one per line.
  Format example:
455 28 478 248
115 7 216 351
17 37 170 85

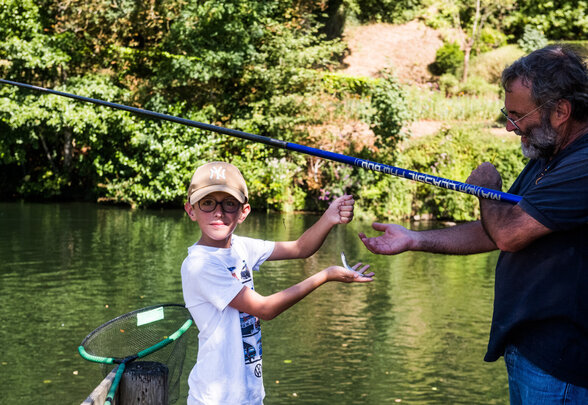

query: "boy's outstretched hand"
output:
325 262 374 283
324 194 355 225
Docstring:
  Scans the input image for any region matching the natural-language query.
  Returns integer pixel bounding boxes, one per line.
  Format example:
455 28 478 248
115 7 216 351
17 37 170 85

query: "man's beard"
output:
519 115 558 159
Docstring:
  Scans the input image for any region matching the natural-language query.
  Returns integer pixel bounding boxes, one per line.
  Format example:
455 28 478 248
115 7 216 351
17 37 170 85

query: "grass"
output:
404 84 501 122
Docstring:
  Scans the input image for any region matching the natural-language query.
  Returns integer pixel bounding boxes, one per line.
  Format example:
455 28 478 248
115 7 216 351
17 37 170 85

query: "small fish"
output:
341 252 371 278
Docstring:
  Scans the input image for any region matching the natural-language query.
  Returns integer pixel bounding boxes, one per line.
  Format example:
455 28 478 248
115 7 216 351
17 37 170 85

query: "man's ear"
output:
551 98 572 128
184 201 197 221
238 203 251 224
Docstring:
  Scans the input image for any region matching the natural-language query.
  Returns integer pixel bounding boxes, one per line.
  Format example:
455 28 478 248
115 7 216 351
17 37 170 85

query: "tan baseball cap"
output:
187 161 248 205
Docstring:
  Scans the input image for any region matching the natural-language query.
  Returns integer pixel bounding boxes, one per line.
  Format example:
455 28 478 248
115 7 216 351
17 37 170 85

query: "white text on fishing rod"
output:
357 160 502 201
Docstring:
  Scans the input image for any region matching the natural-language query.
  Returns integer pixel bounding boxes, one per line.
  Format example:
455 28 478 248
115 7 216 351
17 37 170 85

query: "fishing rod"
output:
0 78 522 204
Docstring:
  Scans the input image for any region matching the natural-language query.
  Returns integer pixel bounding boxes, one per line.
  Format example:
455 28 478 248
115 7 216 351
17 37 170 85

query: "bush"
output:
468 45 525 84
321 72 377 97
368 69 413 155
518 25 548 53
430 41 464 76
476 27 508 54
459 76 499 97
438 73 460 96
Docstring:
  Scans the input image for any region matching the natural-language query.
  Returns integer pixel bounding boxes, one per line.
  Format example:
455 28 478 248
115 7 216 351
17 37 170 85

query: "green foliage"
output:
405 84 500 122
438 73 460 96
430 41 464 76
367 70 412 155
233 152 307 212
0 0 348 210
404 125 526 221
517 25 548 53
438 74 499 98
0 75 133 199
505 0 588 41
459 76 500 97
468 45 525 84
0 0 70 81
477 27 508 54
321 72 377 97
346 0 423 23
0 0 538 222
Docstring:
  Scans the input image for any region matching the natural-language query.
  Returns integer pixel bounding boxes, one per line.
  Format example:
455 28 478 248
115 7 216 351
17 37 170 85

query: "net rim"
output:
80 303 188 347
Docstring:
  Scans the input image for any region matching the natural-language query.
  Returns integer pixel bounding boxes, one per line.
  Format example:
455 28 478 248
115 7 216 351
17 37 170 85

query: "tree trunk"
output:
63 126 73 172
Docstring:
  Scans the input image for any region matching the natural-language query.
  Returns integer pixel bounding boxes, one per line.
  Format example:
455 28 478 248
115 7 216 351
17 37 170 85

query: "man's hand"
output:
358 222 416 255
323 194 355 225
467 162 503 190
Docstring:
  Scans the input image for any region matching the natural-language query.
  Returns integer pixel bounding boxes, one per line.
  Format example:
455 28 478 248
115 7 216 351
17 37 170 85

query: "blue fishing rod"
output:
0 78 521 204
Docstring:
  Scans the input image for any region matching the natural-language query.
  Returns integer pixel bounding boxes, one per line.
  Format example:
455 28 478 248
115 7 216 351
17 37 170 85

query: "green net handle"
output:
105 363 125 405
137 319 193 358
78 346 115 364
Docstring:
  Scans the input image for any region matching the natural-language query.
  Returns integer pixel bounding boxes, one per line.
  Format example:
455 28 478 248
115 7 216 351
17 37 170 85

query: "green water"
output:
0 202 508 404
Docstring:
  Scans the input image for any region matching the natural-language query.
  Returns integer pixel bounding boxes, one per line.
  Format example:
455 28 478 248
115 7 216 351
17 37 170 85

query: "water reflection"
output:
0 202 508 404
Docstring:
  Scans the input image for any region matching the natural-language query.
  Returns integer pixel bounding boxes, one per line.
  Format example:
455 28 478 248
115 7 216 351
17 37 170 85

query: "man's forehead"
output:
506 77 532 93
504 77 534 111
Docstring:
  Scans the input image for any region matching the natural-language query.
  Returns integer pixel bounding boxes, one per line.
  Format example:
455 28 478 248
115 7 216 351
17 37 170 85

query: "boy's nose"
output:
213 204 224 215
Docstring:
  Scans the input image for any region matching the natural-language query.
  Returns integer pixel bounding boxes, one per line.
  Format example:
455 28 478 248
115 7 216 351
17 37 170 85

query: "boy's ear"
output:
184 201 197 221
238 203 251 224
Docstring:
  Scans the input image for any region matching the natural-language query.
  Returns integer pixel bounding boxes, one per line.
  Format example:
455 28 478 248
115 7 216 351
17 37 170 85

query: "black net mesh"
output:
80 304 193 404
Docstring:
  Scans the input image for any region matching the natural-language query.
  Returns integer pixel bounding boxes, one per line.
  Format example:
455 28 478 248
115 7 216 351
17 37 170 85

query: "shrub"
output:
438 73 460 97
368 69 413 156
476 27 508 54
468 45 525 84
459 76 499 97
321 72 377 97
518 25 548 53
430 41 464 76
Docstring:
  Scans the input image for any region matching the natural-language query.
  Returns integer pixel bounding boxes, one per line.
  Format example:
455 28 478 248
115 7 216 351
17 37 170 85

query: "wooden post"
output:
117 361 169 405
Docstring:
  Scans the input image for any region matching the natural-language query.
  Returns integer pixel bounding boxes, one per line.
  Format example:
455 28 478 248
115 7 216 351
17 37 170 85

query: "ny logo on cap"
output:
209 166 226 180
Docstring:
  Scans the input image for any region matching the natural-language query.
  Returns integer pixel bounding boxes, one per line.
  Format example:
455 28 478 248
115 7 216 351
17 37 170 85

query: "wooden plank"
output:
81 366 119 405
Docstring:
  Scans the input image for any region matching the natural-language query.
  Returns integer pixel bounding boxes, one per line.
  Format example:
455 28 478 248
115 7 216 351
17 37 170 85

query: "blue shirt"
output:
485 134 588 388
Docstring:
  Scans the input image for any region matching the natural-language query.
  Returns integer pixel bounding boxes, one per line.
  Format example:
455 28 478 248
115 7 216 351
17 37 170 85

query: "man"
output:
359 44 588 404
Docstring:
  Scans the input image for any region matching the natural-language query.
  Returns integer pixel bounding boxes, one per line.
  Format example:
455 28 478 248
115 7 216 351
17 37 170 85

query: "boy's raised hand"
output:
324 194 355 225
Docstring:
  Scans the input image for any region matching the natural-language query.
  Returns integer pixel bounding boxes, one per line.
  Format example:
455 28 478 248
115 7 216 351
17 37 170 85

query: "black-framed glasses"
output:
500 100 552 132
198 197 241 213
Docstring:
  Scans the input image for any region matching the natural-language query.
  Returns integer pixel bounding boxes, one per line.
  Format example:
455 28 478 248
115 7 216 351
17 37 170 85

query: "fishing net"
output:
79 303 193 404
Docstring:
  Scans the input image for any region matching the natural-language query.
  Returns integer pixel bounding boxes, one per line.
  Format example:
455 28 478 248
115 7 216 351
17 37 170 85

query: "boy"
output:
181 161 373 404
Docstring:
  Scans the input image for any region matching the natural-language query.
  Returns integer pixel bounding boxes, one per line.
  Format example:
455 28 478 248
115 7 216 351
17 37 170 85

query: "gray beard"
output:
521 117 558 160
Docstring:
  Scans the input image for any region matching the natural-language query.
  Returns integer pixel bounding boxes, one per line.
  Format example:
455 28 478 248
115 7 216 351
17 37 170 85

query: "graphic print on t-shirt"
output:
228 259 262 368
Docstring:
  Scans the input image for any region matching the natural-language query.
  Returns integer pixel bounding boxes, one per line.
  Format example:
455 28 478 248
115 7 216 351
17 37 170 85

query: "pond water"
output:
0 202 508 404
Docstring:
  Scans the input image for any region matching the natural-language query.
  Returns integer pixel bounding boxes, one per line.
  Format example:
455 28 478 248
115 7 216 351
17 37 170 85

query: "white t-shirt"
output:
181 235 275 405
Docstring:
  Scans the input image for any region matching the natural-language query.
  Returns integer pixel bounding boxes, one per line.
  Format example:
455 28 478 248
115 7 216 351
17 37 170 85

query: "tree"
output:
429 0 515 82
0 0 351 208
505 0 588 41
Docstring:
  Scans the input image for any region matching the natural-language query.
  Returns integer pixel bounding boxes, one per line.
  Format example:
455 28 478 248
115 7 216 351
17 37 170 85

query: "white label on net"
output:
137 306 164 326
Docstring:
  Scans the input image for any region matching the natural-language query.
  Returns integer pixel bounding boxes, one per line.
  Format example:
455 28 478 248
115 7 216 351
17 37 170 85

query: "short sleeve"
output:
518 154 588 231
181 255 244 311
231 235 275 272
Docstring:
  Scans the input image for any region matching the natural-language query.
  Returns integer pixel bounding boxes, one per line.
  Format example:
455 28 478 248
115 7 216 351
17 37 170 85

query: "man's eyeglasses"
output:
198 197 241 213
500 100 552 132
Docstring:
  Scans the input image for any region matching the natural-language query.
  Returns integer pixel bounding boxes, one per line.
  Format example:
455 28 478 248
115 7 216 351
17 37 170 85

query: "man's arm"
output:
359 220 497 255
268 195 354 261
468 162 552 252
